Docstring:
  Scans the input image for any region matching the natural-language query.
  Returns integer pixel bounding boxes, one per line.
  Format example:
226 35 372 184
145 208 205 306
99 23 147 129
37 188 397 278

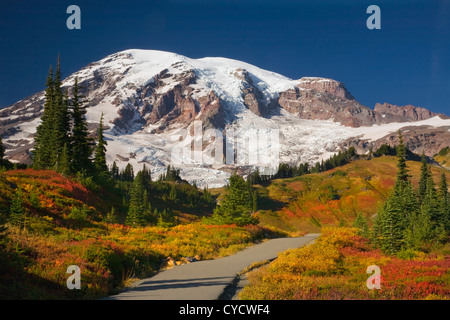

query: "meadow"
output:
239 227 450 300
0 169 279 299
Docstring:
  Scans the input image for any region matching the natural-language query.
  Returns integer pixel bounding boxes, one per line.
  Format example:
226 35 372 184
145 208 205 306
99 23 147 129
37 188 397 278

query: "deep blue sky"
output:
0 0 448 114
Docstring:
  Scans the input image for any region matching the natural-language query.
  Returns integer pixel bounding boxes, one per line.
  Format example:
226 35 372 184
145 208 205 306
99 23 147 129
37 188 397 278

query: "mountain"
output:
1 49 449 187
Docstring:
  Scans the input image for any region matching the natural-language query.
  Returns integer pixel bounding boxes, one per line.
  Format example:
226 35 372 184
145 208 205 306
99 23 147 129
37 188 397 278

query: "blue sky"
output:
0 0 448 114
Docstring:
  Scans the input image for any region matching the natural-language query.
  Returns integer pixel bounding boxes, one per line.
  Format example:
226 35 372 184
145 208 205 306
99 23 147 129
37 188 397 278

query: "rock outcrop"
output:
373 102 449 123
278 77 376 127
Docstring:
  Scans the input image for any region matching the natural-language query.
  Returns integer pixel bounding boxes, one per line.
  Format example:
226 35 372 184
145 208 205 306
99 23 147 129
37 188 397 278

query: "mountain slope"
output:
254 156 450 234
1 49 449 187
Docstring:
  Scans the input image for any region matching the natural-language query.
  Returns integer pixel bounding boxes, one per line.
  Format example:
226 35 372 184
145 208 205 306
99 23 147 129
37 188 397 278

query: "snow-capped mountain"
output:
1 49 449 187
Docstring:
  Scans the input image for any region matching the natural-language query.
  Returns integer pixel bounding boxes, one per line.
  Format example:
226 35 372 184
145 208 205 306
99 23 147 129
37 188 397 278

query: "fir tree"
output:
33 66 55 169
93 113 108 177
126 169 152 226
121 164 134 181
169 184 177 201
353 213 370 238
203 187 213 205
126 172 145 226
59 143 71 176
422 166 439 222
211 172 256 225
418 153 429 203
70 77 92 173
375 195 406 254
438 173 449 230
9 188 26 231
404 209 436 250
252 190 258 212
52 57 71 170
372 131 418 254
111 161 119 180
104 207 118 224
394 130 409 191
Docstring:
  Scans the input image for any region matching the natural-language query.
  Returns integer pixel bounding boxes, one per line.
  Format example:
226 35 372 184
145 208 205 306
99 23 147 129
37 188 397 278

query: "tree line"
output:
32 57 107 179
355 132 449 254
246 147 357 186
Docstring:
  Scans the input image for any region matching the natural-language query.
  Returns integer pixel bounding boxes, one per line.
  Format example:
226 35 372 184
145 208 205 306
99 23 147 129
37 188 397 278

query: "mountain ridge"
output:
1 49 449 187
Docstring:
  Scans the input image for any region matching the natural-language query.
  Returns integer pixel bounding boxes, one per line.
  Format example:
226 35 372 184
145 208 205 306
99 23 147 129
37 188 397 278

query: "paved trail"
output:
107 233 319 300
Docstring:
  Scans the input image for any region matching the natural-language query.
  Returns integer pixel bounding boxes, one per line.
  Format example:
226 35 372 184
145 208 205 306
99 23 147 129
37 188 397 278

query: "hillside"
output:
1 150 448 299
0 169 277 299
254 156 450 234
435 147 450 170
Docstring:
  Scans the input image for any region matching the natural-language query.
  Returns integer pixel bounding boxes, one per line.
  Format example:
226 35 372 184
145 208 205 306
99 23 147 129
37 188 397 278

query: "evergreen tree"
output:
33 66 55 169
111 161 119 180
126 169 153 226
93 113 108 177
104 207 118 224
121 164 134 181
9 188 26 231
438 173 449 230
52 57 71 170
169 184 177 201
59 143 71 176
394 130 409 191
70 77 92 173
211 172 256 225
126 172 145 226
404 209 436 250
252 190 258 212
353 213 370 238
203 187 213 205
375 195 406 254
372 131 418 254
418 153 429 203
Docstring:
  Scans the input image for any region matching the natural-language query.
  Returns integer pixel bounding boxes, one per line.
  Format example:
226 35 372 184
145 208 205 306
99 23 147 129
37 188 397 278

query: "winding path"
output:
106 233 319 300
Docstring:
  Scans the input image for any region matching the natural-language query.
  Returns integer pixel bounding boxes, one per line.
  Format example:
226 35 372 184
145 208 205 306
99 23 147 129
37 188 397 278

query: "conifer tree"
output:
353 213 370 238
121 164 134 181
375 195 406 254
52 57 71 169
126 169 153 226
59 143 71 176
422 167 439 221
33 66 55 169
111 162 119 180
169 184 177 201
394 131 409 192
438 173 449 230
70 77 92 174
373 131 417 254
418 153 429 203
126 172 145 226
9 188 26 231
93 113 108 177
211 172 256 225
104 207 118 224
